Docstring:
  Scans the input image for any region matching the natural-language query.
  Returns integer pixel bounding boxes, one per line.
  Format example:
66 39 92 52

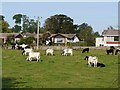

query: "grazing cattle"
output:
11 43 16 49
106 48 114 55
84 56 98 67
82 48 89 53
110 46 115 50
115 48 120 55
26 51 40 62
22 48 33 55
62 48 73 56
46 48 54 56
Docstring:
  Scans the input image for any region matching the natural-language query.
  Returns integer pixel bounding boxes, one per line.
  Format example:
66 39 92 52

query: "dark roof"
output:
15 34 23 38
102 29 120 36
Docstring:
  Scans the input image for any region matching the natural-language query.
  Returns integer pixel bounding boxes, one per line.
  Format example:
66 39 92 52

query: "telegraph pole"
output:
36 16 39 50
36 16 42 50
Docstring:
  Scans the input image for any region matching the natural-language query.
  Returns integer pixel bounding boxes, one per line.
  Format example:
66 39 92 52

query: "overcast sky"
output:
1 1 118 34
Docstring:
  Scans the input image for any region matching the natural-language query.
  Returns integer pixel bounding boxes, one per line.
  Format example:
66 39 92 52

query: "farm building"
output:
96 29 120 47
0 33 20 44
48 33 80 45
0 33 37 44
0 33 80 45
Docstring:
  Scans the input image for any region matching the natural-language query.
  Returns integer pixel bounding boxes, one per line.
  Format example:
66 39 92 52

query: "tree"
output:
28 19 37 33
22 15 29 33
12 25 21 33
77 23 95 46
18 37 36 46
42 31 51 45
0 15 5 21
6 34 15 45
0 15 12 33
13 14 22 25
94 32 101 37
44 14 75 34
12 14 22 32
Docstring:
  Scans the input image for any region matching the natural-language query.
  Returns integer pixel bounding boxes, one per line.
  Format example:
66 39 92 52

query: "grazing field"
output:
2 48 119 88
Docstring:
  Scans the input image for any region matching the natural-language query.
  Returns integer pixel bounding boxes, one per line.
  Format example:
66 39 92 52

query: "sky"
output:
1 1 118 34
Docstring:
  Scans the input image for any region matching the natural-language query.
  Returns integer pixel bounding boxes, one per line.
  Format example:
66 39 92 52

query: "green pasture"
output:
2 48 119 88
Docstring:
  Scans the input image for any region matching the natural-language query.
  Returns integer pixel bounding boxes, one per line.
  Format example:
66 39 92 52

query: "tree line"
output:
0 14 101 46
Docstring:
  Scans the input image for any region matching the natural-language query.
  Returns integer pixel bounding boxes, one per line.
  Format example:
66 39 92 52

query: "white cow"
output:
62 48 73 56
46 48 54 56
22 48 33 55
26 51 40 62
84 56 98 67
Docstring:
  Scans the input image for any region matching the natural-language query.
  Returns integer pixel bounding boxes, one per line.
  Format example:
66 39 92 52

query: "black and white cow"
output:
84 56 98 67
115 48 120 55
106 46 115 55
84 56 105 67
82 48 89 53
62 48 73 56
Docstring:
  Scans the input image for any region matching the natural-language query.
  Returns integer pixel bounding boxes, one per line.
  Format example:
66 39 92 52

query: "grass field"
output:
2 48 119 88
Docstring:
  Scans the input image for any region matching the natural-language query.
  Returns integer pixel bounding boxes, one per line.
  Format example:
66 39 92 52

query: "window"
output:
107 36 114 41
114 36 119 41
55 38 64 43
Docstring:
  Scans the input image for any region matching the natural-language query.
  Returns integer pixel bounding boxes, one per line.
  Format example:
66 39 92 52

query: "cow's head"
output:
84 56 89 60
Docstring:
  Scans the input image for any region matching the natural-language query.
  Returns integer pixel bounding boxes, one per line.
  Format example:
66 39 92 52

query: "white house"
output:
48 33 80 45
96 29 120 47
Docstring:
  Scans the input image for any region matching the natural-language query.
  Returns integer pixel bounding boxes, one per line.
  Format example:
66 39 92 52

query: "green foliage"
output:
44 14 75 34
12 14 38 33
6 34 15 45
76 23 96 46
94 31 101 37
0 16 12 33
0 15 5 21
1 21 10 33
22 15 30 33
41 31 51 44
67 42 81 46
18 37 36 46
79 42 88 46
13 14 22 24
12 25 21 33
27 19 37 33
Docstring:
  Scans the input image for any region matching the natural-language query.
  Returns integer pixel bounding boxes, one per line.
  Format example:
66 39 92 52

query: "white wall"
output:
104 44 120 46
54 38 65 43
67 36 80 43
96 37 104 47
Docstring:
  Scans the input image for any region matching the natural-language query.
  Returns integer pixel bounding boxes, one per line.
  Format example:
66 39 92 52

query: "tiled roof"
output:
102 29 120 36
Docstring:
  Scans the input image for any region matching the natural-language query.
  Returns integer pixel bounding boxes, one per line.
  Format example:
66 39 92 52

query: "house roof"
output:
49 33 77 39
15 34 23 38
0 33 19 38
22 33 36 38
0 33 43 39
102 29 120 36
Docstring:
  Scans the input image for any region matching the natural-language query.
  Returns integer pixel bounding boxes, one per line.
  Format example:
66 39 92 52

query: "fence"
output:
38 46 108 50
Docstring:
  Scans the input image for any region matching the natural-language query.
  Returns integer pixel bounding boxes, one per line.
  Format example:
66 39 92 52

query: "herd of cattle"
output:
11 44 120 68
